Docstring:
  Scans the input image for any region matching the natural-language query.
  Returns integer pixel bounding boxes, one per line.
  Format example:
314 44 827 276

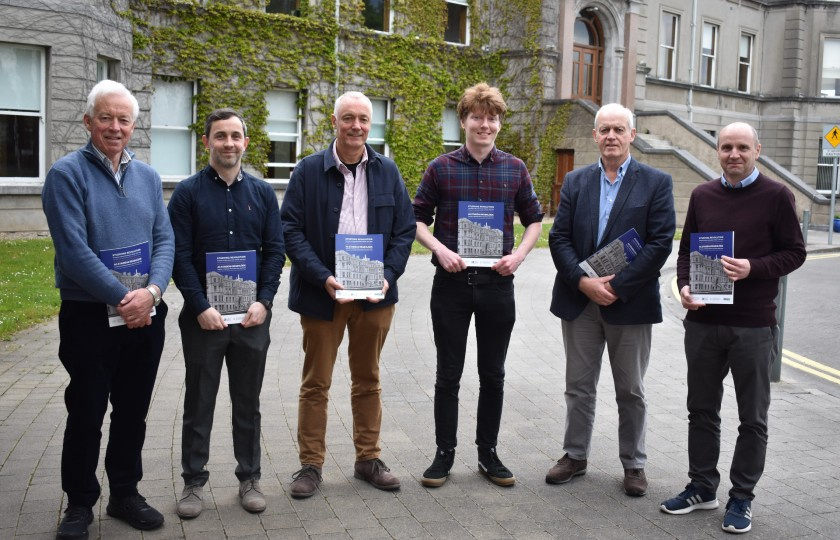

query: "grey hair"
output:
594 103 635 130
333 91 373 117
85 80 139 122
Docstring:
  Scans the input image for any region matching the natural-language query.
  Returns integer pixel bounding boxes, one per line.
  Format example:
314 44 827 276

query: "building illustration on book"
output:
689 251 732 295
585 238 629 276
206 271 256 314
108 268 148 291
336 250 384 289
457 217 503 258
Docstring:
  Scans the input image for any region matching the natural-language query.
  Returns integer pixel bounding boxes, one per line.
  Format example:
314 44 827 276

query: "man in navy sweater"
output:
661 122 806 534
42 80 174 539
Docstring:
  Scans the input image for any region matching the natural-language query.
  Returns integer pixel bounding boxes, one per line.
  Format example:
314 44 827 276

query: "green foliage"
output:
0 239 60 341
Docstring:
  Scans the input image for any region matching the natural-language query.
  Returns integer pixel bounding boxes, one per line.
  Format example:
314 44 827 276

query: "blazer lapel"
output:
600 158 636 245
585 165 601 253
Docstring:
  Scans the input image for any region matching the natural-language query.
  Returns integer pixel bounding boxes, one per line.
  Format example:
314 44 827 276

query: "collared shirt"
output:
413 145 544 261
721 166 759 189
90 143 132 186
597 154 632 244
333 144 369 235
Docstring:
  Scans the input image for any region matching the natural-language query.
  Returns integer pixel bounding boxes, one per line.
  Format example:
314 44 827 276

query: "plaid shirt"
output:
413 146 544 262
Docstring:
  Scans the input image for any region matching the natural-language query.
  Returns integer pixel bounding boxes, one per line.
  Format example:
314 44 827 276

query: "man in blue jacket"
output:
280 91 416 498
546 103 675 497
42 80 174 539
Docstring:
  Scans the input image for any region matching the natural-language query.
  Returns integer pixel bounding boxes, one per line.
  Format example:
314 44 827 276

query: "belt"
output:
436 267 514 286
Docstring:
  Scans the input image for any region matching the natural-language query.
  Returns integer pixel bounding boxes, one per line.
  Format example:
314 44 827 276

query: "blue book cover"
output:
579 228 644 278
206 250 258 324
689 231 735 304
457 201 504 267
335 234 385 300
99 241 153 326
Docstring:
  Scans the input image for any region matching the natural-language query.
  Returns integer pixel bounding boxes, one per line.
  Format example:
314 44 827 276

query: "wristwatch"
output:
146 285 162 307
258 298 273 310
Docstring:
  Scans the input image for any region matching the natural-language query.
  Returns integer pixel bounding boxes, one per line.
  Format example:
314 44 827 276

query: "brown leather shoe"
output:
354 458 401 491
624 468 648 496
545 454 587 484
290 465 322 499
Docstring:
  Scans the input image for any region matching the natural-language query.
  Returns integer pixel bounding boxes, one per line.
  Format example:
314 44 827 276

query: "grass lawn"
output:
0 238 60 340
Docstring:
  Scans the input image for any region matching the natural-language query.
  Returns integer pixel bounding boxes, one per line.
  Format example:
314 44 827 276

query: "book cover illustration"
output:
99 241 154 327
689 231 735 304
206 250 257 324
457 201 504 267
335 234 385 300
579 228 644 278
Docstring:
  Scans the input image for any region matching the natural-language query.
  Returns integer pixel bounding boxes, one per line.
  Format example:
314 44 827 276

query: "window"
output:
363 0 391 33
266 0 299 15
150 80 195 178
368 99 389 157
96 56 119 82
445 0 469 45
0 44 45 181
265 90 300 181
817 139 837 193
658 12 679 80
821 37 840 97
737 33 753 93
700 22 718 87
442 107 463 153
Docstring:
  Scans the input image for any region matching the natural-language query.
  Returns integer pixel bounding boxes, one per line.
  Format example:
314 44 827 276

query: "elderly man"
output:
42 80 174 539
280 91 416 498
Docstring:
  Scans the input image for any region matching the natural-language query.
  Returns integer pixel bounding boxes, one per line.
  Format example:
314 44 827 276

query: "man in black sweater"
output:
660 122 806 534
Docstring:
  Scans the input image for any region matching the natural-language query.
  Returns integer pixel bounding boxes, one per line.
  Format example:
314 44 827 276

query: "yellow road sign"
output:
825 125 840 148
824 124 840 156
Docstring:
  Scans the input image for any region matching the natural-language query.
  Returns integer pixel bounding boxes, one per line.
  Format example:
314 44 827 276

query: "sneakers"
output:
239 478 266 513
354 458 401 490
421 448 455 487
477 447 515 487
57 504 93 540
175 484 203 519
290 465 322 499
623 468 648 497
545 454 587 484
722 497 752 534
106 494 164 530
660 483 719 515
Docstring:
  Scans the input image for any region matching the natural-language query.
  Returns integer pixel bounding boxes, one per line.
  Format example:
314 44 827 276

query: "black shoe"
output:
421 448 455 487
477 447 515 487
57 505 93 540
106 494 164 531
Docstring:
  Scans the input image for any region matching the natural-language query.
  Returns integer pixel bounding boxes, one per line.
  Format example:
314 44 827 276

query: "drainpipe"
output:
335 0 340 100
687 0 698 123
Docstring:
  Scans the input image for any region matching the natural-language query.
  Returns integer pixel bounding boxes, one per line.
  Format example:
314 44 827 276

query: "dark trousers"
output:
430 269 516 450
58 300 167 508
179 309 271 485
684 320 776 501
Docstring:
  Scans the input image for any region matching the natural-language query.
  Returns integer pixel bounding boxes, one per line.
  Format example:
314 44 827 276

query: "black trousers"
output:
179 309 271 485
430 268 516 450
58 300 167 508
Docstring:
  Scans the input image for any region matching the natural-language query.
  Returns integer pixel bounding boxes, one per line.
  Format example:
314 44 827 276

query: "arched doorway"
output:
572 12 604 105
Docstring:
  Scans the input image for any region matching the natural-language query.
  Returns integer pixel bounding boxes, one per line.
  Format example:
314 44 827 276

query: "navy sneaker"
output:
722 497 752 534
660 483 719 514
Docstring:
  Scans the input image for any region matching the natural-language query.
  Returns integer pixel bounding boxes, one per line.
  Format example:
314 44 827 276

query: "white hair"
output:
594 102 634 130
333 91 373 117
85 80 139 121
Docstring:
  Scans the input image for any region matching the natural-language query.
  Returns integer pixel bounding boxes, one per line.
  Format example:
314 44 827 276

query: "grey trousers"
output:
561 301 652 469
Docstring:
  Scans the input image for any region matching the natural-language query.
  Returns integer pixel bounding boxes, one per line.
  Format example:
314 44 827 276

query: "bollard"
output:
771 275 787 382
801 209 810 245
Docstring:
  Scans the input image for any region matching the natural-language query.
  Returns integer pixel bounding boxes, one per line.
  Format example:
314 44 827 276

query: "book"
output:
457 201 503 267
99 241 155 327
206 250 257 324
579 228 644 278
335 234 385 300
689 231 735 304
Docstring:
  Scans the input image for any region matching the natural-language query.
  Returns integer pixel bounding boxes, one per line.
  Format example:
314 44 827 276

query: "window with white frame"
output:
442 107 462 153
821 37 840 97
368 99 389 157
737 33 753 93
150 80 195 178
700 22 718 87
658 12 679 80
363 0 392 33
445 0 469 45
265 90 300 181
0 44 45 181
266 0 299 15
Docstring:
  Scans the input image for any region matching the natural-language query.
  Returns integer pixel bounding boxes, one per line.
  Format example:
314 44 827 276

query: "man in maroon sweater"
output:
660 122 806 534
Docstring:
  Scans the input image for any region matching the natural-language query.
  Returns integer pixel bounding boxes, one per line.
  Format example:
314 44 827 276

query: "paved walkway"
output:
1 231 839 539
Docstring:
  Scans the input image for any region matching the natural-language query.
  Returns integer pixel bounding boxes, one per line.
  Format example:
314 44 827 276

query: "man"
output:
413 82 544 488
660 122 805 534
280 91 415 498
168 109 285 517
546 103 675 497
42 80 174 539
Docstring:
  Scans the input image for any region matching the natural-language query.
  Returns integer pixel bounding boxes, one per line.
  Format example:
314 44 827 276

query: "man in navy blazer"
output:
545 103 675 497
